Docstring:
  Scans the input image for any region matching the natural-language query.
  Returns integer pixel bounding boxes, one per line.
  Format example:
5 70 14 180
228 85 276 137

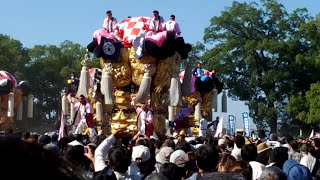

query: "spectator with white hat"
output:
155 147 174 173
170 150 190 168
218 138 228 153
128 145 151 180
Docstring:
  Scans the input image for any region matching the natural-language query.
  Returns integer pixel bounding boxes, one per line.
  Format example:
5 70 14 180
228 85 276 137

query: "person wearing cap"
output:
128 145 151 180
148 10 166 35
103 10 118 33
73 95 97 138
218 138 229 153
165 14 181 36
170 150 190 168
256 143 272 165
155 147 174 173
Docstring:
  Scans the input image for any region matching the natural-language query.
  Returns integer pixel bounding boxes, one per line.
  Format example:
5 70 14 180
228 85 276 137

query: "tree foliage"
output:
202 0 313 132
0 34 30 79
287 15 320 125
0 36 100 126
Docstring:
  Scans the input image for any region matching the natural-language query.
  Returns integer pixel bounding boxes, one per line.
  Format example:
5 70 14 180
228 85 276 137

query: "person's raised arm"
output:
131 96 138 110
94 130 123 172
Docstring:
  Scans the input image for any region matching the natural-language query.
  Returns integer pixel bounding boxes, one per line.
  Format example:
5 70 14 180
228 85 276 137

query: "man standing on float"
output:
131 97 158 139
73 95 97 138
103 10 117 33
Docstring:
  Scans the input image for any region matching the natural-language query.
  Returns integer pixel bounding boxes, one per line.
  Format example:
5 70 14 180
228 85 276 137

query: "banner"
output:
242 112 250 138
228 115 235 136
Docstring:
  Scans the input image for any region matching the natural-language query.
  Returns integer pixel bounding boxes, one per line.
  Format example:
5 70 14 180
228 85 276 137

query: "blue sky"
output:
1 0 319 48
1 0 319 130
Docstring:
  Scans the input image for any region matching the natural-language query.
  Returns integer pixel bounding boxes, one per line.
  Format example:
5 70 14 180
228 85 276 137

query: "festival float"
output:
63 15 225 137
0 71 32 131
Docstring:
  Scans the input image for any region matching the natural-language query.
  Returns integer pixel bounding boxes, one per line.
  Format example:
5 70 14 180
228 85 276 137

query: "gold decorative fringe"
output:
114 90 132 109
132 70 143 86
109 62 132 87
151 92 170 112
130 50 157 86
111 110 138 133
154 52 181 93
182 91 200 106
201 90 214 117
128 47 135 63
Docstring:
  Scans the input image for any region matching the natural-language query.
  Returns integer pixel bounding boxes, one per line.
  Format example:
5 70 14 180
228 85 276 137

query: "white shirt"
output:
80 104 86 120
137 111 146 135
231 146 242 161
165 20 181 34
300 154 316 172
199 118 208 137
266 140 281 148
94 135 116 172
200 118 208 130
103 17 118 33
149 16 165 33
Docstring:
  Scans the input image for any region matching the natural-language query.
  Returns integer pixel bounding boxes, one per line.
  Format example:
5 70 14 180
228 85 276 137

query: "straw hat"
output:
257 143 271 154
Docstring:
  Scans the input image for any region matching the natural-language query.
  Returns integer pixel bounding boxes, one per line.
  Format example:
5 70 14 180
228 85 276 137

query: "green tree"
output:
287 15 320 126
181 42 205 69
202 0 312 132
0 34 30 80
26 41 87 122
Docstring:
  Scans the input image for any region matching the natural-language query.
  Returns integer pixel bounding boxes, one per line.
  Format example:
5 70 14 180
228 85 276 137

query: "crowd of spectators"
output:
1 128 320 180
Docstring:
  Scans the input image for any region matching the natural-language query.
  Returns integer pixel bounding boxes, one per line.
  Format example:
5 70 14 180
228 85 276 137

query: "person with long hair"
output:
217 153 236 172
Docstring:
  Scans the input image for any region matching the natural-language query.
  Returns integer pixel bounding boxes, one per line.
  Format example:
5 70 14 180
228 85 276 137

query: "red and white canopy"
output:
0 71 17 87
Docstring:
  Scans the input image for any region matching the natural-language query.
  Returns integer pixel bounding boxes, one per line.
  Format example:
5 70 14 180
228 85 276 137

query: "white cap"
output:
132 145 151 163
68 140 84 147
218 139 226 146
169 150 189 167
156 147 174 164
